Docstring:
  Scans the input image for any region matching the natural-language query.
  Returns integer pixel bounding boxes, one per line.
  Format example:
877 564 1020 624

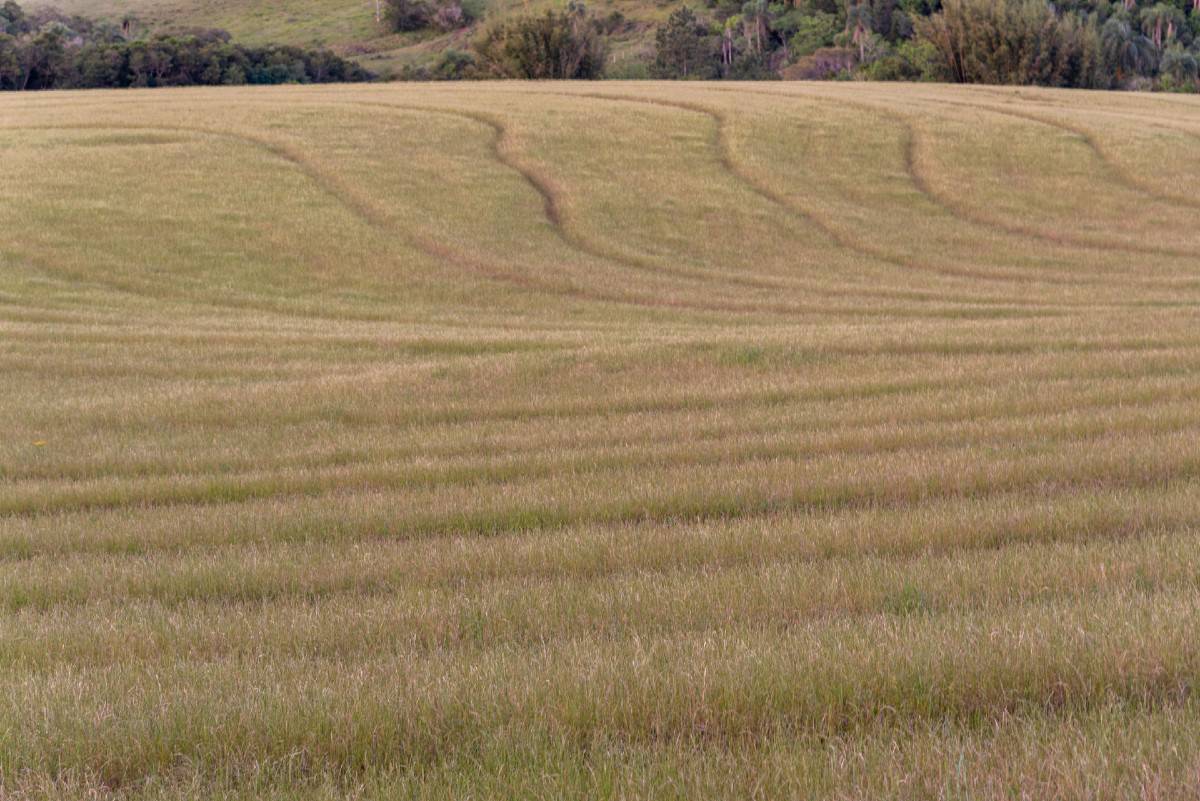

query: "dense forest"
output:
0 1 369 89
397 0 1200 88
3 0 1200 88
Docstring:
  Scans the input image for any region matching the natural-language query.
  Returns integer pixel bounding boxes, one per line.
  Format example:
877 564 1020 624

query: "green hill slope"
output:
31 0 663 74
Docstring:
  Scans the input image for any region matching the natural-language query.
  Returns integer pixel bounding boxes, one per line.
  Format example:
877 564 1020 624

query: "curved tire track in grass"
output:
346 100 797 295
1 122 814 317
554 88 1181 296
342 99 1026 313
948 93 1200 210
0 123 397 321
263 100 968 318
725 87 1199 266
873 97 1199 260
344 97 1192 310
938 95 1200 212
536 89 1041 289
12 98 1178 311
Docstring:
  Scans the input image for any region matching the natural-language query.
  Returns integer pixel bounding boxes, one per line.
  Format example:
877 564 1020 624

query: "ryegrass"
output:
3 82 1200 799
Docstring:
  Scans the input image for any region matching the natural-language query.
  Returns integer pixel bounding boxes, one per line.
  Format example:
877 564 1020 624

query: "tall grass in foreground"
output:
2 82 1200 798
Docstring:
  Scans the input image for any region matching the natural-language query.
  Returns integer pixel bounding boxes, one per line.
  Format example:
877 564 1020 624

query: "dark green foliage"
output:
475 6 607 78
1102 17 1159 81
0 34 19 88
643 0 1200 86
400 47 478 79
915 0 1111 87
0 0 28 35
784 10 838 56
1140 3 1187 49
852 0 914 42
0 1 370 90
598 10 629 34
1160 41 1199 83
653 6 721 77
385 0 434 32
433 48 477 78
859 37 944 79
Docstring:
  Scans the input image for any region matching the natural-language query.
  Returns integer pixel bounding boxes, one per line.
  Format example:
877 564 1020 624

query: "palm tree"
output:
741 0 768 56
1161 44 1199 84
1101 17 1158 80
722 16 736 67
845 1 873 61
1139 3 1185 50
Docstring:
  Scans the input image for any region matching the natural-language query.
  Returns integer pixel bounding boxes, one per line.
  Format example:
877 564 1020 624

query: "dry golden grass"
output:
3 82 1200 799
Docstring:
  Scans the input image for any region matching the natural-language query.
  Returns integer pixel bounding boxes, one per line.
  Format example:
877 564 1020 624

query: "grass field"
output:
3 81 1200 798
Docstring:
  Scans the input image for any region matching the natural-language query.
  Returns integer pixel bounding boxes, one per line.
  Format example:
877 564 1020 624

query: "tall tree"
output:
1139 3 1185 49
652 6 719 78
845 1 873 60
1101 17 1157 80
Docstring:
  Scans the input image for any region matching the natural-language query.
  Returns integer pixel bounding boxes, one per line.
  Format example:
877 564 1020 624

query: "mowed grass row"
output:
3 83 1200 798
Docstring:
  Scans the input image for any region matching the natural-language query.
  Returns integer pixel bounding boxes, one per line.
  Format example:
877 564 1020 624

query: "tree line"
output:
0 1 369 90
645 0 1200 86
388 0 1200 88
5 0 1199 88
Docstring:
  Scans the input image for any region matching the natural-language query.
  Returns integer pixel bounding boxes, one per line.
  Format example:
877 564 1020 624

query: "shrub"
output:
786 11 837 58
385 0 433 32
779 45 855 79
433 47 476 78
915 0 1109 88
475 8 607 78
858 38 944 80
1160 44 1199 86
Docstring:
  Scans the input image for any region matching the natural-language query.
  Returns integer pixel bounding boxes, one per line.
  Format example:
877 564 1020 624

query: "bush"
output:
915 0 1109 88
858 38 944 80
779 45 855 79
433 48 477 78
385 0 479 33
786 11 837 58
475 8 607 78
385 0 433 32
11 33 370 89
1160 44 1199 86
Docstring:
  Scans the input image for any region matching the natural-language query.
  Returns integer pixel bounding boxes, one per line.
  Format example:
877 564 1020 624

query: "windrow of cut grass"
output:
3 82 1200 799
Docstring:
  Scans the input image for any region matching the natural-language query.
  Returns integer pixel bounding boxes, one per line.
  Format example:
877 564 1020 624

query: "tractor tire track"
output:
545 87 1175 296
2 122 817 317
341 99 976 312
711 86 1200 265
813 90 1200 259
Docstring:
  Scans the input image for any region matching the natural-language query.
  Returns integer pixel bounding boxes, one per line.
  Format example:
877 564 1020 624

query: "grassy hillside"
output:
30 0 665 73
4 82 1200 798
39 0 381 46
